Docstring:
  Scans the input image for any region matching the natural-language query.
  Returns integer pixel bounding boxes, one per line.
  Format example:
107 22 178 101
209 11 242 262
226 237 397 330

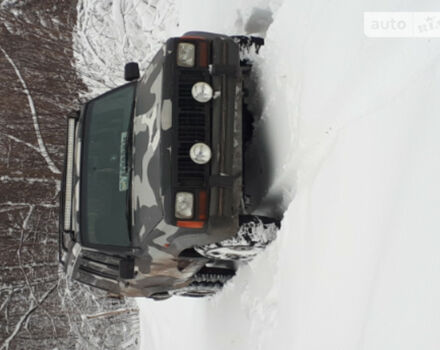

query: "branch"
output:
21 204 34 230
1 201 58 209
0 284 57 350
84 308 138 320
0 45 60 174
0 262 58 271
0 132 40 153
0 290 13 314
0 175 58 185
0 278 58 293
16 205 38 304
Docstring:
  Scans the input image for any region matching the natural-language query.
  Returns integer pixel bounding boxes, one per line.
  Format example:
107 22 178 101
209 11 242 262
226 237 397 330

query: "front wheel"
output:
172 282 222 298
172 270 233 298
195 215 280 262
231 35 264 54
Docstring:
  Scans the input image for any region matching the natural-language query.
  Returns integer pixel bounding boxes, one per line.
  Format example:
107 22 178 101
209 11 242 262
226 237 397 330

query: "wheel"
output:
149 292 172 301
172 271 232 298
231 35 264 54
199 244 260 261
239 214 281 228
124 62 140 81
172 282 221 298
195 216 279 262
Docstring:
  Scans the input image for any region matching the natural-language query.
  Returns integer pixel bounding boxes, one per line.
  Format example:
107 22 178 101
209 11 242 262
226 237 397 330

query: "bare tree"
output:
0 1 138 349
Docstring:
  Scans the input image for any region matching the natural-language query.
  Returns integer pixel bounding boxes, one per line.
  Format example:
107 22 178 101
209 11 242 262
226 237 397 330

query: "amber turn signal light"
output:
177 221 205 229
198 190 208 220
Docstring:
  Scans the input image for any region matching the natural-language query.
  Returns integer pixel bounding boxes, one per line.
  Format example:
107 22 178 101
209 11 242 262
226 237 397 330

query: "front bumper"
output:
206 37 242 239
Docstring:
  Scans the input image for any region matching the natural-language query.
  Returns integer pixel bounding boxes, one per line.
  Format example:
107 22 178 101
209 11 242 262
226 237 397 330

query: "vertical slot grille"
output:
176 71 210 186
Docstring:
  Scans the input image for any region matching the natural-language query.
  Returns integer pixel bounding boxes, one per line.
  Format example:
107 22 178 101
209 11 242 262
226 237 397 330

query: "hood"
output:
131 46 166 242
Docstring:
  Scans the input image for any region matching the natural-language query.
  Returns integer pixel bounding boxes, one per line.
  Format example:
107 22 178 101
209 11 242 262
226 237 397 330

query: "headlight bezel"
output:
191 81 213 103
177 42 195 68
189 142 212 165
175 192 194 219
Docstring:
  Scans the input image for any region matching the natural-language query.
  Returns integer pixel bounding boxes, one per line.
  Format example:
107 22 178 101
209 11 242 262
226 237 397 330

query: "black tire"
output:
231 35 265 54
200 244 260 262
150 292 172 301
172 271 233 298
195 216 279 262
173 282 220 298
124 62 140 81
239 215 281 229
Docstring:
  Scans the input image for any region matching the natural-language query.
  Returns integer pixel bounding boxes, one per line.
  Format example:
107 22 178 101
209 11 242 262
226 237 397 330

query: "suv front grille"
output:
176 70 210 186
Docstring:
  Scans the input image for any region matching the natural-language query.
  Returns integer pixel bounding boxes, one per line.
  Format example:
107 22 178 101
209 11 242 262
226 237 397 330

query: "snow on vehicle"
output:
59 32 279 299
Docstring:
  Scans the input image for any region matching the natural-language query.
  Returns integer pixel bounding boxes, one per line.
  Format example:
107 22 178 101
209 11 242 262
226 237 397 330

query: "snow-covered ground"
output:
75 0 440 349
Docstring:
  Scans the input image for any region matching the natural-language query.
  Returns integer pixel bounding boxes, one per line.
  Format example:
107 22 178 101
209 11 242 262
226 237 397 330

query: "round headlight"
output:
191 82 213 103
189 143 212 164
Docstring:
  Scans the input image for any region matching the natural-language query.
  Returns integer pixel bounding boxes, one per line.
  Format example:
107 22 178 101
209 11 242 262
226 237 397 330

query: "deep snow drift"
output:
75 0 440 349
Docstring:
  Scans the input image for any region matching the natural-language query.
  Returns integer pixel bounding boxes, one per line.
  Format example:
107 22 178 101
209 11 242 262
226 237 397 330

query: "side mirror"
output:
119 257 135 279
124 62 140 81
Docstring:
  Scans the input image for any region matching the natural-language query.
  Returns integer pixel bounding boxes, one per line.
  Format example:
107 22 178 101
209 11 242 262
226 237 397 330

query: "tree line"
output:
0 1 138 349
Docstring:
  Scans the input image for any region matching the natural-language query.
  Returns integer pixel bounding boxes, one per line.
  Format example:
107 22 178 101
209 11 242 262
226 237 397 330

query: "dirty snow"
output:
74 0 440 349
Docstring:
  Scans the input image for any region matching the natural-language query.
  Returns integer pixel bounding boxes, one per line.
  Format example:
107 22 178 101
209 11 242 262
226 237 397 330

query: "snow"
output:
74 0 440 349
74 0 178 97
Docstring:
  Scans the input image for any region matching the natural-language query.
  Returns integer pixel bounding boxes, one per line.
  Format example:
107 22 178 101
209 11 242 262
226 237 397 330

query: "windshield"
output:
80 84 135 248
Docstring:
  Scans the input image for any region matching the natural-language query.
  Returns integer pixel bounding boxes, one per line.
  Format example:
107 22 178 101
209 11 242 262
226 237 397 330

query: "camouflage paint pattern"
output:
62 37 245 298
